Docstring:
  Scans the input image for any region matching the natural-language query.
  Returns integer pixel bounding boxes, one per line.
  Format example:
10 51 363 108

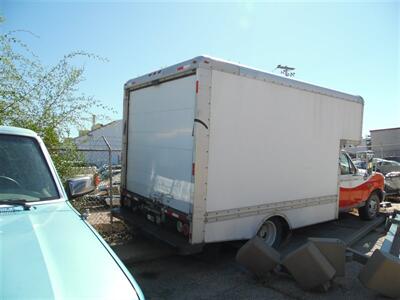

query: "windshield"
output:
354 161 366 169
0 134 59 202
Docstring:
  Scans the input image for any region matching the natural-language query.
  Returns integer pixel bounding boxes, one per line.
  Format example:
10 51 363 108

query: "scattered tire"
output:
358 192 380 220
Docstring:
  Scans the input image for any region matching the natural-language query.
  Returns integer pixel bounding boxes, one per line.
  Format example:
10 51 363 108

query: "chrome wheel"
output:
257 220 277 246
367 194 379 217
358 192 380 220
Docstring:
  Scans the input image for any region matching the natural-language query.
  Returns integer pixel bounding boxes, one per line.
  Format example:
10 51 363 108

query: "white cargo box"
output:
119 56 363 248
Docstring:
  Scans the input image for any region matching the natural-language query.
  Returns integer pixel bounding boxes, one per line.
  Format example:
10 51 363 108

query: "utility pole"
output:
276 65 296 77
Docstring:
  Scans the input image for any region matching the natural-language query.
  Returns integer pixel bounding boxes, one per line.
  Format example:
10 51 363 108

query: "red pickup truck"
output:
339 151 385 220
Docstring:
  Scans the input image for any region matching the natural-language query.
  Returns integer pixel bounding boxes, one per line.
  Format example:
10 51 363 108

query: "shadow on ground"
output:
125 211 393 300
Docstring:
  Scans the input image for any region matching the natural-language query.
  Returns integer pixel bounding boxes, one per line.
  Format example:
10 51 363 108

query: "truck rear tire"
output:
358 192 380 220
257 217 284 249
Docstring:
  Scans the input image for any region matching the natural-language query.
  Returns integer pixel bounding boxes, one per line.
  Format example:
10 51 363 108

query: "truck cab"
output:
0 126 144 300
339 151 385 219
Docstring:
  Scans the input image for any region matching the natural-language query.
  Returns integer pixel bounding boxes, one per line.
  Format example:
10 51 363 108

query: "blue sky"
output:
1 1 399 137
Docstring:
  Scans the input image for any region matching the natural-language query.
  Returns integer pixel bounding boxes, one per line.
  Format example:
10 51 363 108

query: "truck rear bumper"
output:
111 207 204 255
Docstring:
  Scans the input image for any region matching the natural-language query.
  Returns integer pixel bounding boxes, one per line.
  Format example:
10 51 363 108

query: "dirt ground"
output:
129 248 384 300
126 201 400 300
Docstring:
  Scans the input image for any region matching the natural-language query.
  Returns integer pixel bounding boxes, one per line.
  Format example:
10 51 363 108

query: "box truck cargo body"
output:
115 56 365 253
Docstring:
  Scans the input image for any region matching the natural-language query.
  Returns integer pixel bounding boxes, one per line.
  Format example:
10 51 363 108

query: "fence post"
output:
102 136 113 226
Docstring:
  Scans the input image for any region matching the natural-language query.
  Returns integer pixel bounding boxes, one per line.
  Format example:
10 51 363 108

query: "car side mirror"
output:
66 176 95 199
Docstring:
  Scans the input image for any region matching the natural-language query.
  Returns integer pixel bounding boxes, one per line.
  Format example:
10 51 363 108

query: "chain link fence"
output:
345 143 400 160
371 143 400 159
51 140 132 245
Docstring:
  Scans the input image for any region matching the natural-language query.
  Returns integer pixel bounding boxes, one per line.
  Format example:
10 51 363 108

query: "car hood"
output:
0 201 143 300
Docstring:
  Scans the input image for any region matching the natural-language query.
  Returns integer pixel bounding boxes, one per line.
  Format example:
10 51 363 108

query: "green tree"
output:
0 17 113 181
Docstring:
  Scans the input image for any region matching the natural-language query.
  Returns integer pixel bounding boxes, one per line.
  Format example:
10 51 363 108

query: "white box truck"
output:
114 56 372 254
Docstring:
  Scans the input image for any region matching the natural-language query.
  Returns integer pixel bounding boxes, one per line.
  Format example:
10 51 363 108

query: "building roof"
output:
370 127 400 132
73 120 122 140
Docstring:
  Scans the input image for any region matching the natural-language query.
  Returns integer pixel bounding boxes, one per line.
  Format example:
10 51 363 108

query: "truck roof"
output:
0 126 37 137
125 55 364 104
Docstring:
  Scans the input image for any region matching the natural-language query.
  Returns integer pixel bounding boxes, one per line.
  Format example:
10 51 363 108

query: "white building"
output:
370 127 400 158
73 120 122 167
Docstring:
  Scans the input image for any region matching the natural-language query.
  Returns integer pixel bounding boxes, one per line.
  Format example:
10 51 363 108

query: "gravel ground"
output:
127 202 400 300
128 246 388 300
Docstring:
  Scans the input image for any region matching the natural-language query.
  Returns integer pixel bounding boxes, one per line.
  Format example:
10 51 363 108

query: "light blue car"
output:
0 126 144 300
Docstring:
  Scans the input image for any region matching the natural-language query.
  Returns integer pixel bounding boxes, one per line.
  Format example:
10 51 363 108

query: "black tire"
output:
257 217 284 249
358 192 380 220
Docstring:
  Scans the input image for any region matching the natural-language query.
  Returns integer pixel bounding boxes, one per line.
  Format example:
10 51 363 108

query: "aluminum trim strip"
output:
125 56 363 104
204 195 338 223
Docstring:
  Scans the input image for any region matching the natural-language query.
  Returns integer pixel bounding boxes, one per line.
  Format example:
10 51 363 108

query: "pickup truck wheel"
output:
358 192 380 220
257 217 283 248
